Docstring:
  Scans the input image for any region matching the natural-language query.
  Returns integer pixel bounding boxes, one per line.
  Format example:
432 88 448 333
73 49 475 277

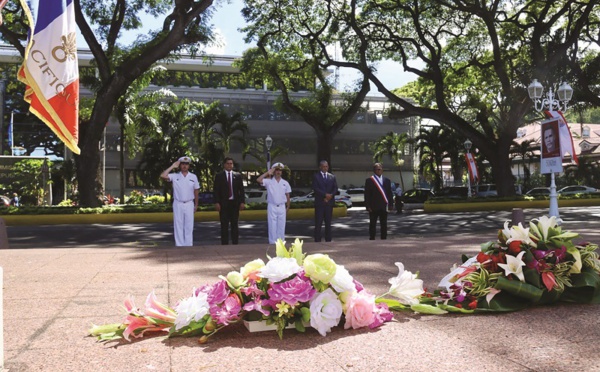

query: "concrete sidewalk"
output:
1 231 600 371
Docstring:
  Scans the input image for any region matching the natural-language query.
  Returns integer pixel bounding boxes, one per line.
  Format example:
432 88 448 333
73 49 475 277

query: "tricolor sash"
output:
370 175 389 204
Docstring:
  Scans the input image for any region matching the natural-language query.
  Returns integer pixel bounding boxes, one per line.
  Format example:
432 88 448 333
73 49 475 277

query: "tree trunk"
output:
75 146 101 206
315 130 334 169
488 146 516 196
119 122 125 203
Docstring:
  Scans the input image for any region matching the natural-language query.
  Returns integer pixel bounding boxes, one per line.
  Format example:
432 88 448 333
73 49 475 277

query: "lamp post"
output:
527 79 573 221
395 150 405 192
464 139 472 198
265 135 273 170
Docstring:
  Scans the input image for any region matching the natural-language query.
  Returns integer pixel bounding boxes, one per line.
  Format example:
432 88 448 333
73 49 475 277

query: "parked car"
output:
475 184 497 197
198 192 215 205
475 184 522 197
396 188 435 212
345 188 365 205
289 190 308 198
290 189 353 208
525 187 551 197
434 186 469 199
245 189 268 204
0 195 10 207
557 185 599 195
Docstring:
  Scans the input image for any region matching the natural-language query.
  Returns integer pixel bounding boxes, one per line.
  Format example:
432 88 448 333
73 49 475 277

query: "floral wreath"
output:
90 216 600 343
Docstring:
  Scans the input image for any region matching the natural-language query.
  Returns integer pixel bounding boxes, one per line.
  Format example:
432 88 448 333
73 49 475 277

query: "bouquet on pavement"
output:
90 239 423 343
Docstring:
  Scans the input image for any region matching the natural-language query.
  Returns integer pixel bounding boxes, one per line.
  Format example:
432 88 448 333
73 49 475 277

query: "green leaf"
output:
294 319 306 332
376 298 410 311
566 246 582 274
410 304 449 314
494 276 544 302
300 306 311 323
476 292 531 312
523 267 542 288
560 268 600 304
436 304 474 314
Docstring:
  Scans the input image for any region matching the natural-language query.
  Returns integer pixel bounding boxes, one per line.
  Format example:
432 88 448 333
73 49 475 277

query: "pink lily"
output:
122 314 169 341
144 291 177 323
456 265 478 279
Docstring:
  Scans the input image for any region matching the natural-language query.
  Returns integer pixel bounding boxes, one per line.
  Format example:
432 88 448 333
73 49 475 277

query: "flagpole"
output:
527 80 573 224
9 111 13 156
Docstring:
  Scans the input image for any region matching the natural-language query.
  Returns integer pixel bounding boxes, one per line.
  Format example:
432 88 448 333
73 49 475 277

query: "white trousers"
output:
267 203 287 244
173 201 195 246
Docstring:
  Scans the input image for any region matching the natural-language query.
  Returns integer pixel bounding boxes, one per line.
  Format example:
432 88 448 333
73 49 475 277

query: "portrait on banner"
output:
540 119 562 174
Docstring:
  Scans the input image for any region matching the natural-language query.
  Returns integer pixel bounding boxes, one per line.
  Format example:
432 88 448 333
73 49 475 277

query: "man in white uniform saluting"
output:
161 156 200 246
257 162 292 244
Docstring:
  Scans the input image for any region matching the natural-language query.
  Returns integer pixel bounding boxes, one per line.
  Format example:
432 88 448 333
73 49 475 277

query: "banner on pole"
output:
540 118 563 174
465 152 479 183
545 110 578 165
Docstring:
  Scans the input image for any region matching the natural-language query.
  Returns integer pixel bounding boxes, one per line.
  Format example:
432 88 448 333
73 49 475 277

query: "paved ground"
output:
7 206 600 248
1 211 600 371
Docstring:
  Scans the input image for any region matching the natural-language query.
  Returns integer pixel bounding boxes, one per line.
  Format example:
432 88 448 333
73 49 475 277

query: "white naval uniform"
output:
261 177 291 244
168 172 200 246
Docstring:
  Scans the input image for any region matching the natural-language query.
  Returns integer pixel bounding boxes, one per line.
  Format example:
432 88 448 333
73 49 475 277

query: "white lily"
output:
438 256 479 290
387 262 424 305
497 251 526 282
503 221 536 248
530 216 558 241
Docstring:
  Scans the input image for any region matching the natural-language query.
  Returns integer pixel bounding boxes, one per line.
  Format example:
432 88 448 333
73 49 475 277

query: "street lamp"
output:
395 150 405 192
265 135 273 170
527 79 573 222
464 139 472 198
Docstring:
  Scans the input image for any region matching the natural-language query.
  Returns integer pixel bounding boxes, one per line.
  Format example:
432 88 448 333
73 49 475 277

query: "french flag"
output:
18 0 80 154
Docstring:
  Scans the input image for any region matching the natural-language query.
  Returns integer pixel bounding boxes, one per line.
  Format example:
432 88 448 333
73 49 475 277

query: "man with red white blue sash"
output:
364 163 394 240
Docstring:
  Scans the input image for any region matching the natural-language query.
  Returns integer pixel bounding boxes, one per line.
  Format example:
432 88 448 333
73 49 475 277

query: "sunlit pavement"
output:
2 208 600 371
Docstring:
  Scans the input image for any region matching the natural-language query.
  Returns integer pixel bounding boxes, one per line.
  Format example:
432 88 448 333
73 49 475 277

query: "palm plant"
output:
136 100 196 200
510 139 536 190
191 102 250 188
370 131 409 189
414 126 458 191
564 156 600 188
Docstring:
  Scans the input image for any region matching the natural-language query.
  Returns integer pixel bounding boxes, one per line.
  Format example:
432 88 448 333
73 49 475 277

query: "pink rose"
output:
344 291 376 329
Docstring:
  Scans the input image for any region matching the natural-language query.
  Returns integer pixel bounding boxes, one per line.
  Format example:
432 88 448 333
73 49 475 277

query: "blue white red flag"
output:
545 110 578 165
18 0 80 154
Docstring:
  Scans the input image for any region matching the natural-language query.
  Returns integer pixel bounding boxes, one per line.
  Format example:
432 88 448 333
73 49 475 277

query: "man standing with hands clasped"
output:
160 156 200 247
312 160 338 242
257 162 291 244
213 157 245 245
364 163 394 240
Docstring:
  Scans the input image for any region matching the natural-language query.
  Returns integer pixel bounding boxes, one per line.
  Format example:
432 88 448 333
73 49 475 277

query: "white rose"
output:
330 265 355 293
309 288 343 336
258 257 302 282
174 290 210 331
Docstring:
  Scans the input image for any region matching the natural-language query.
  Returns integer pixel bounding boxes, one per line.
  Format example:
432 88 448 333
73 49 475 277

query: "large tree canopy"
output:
0 0 219 206
249 0 597 196
342 0 598 196
239 0 371 167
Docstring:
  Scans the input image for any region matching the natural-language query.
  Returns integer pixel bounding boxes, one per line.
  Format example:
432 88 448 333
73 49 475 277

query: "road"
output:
6 206 600 248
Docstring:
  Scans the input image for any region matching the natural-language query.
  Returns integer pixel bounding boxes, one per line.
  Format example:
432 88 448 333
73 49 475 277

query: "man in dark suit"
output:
213 157 246 245
312 160 338 242
364 163 394 240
